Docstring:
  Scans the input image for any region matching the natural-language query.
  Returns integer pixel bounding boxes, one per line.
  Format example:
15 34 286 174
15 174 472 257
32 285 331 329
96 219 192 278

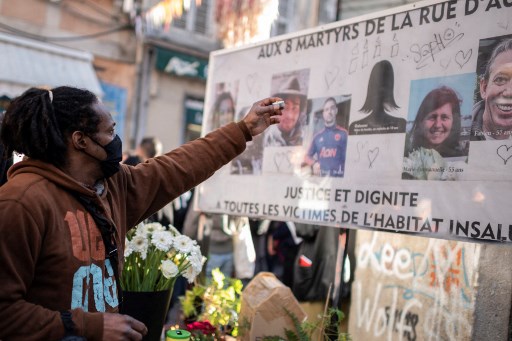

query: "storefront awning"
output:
0 32 102 97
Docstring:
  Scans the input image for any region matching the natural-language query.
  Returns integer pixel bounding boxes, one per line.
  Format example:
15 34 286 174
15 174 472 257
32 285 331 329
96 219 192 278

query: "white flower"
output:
134 222 146 237
188 251 205 273
161 259 179 279
183 266 197 283
167 224 180 236
130 235 148 259
151 230 174 251
173 235 194 253
141 222 165 235
124 238 133 258
190 244 201 254
122 221 204 291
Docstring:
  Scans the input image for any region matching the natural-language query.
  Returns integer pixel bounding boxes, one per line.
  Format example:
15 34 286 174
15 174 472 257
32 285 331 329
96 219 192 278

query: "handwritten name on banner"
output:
257 0 510 59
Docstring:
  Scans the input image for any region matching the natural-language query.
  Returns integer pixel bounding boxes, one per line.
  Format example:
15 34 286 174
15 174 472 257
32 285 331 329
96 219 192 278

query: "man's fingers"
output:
127 328 143 341
261 97 282 106
127 316 147 335
270 116 281 125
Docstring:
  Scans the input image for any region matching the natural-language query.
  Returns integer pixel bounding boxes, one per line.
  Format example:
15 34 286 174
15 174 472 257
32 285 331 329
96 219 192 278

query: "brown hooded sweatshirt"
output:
0 122 251 341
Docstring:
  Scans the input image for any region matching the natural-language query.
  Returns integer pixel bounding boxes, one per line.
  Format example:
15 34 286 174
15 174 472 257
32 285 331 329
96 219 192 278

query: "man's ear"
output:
479 78 488 99
71 131 87 150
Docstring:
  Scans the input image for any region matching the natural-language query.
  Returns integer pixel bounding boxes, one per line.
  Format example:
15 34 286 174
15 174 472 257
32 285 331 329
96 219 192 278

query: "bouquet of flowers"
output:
181 268 243 338
121 222 205 292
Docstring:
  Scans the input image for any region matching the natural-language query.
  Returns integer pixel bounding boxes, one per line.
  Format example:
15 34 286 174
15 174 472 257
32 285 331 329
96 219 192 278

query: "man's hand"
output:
242 97 283 136
103 313 148 341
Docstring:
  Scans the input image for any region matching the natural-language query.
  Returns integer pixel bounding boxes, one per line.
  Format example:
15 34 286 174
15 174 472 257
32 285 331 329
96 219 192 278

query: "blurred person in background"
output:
123 136 172 226
123 136 163 166
201 213 234 279
266 220 302 288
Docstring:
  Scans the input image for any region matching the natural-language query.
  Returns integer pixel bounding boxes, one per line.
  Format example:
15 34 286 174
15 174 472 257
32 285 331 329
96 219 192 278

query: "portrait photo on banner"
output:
208 81 239 131
470 33 512 142
348 60 407 135
300 95 351 178
261 69 311 174
402 73 474 181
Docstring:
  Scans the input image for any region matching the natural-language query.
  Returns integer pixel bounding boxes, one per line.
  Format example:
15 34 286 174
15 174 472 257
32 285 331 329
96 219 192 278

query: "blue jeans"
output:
206 252 234 278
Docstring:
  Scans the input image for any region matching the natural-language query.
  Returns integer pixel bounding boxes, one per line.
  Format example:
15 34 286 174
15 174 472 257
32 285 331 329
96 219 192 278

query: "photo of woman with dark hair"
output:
402 82 471 181
210 91 236 130
405 86 465 158
349 60 406 135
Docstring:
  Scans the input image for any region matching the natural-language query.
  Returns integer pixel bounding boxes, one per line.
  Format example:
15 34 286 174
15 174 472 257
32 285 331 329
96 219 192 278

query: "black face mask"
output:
88 134 123 179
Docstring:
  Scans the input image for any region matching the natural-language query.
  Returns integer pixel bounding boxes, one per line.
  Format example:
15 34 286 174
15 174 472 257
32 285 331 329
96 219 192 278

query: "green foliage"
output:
284 307 309 341
179 268 243 336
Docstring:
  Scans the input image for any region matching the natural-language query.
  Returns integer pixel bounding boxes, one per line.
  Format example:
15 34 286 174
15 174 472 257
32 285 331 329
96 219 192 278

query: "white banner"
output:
198 0 512 244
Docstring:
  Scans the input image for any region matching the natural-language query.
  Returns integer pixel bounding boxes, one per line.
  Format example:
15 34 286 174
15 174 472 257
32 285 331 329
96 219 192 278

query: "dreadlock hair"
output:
0 86 100 167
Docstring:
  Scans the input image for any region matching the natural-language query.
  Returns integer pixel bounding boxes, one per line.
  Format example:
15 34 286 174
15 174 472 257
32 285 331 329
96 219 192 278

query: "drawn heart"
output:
455 49 472 68
324 66 340 90
246 73 257 93
440 58 451 69
497 144 512 165
273 151 292 172
367 147 379 168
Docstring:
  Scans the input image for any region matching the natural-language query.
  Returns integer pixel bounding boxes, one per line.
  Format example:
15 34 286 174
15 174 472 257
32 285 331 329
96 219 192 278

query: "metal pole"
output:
331 228 348 309
328 228 349 340
336 0 343 21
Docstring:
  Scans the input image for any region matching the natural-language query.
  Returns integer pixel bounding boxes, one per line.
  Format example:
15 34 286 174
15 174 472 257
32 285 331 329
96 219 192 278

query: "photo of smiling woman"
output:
402 74 474 180
406 86 464 158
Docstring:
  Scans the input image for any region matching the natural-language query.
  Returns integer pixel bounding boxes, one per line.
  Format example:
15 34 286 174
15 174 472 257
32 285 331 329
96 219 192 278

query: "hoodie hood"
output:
7 158 103 198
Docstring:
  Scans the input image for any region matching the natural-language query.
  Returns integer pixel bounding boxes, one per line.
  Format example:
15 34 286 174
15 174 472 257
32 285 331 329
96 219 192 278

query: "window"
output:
271 0 294 36
171 0 213 37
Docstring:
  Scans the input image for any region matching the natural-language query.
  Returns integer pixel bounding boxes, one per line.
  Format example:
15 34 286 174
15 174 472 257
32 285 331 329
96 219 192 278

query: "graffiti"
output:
385 306 419 341
353 233 475 340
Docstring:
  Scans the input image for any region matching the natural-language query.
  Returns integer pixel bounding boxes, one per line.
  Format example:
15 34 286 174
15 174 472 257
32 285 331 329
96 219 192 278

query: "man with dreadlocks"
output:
0 86 283 341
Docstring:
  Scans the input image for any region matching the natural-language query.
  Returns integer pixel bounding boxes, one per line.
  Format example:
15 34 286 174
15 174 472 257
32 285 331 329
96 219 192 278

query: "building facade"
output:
0 0 137 142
